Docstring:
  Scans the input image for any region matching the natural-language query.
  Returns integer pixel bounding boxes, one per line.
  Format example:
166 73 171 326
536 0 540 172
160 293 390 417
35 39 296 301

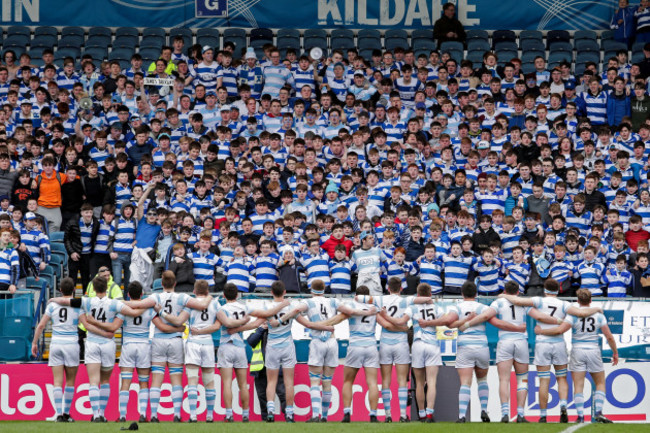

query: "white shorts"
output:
411 340 442 369
379 343 411 365
48 343 79 367
455 345 489 369
569 347 604 373
185 341 215 368
496 339 529 364
534 341 569 367
345 345 380 369
308 338 339 367
120 342 152 368
151 338 184 365
85 340 116 367
265 344 297 370
217 343 248 369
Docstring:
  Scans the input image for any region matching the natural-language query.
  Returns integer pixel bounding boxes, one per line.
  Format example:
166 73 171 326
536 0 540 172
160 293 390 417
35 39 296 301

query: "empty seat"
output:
250 28 273 43
331 38 355 52
28 48 47 62
277 29 300 53
546 29 570 49
115 27 139 39
109 48 135 60
492 30 516 49
467 39 490 52
277 28 300 40
548 51 572 65
49 231 65 243
140 35 165 50
445 49 463 64
2 316 32 338
7 25 31 38
574 63 587 76
58 35 84 49
632 51 645 63
153 278 163 292
576 39 600 52
411 29 434 42
34 26 57 38
61 26 85 39
168 27 193 48
83 47 108 61
88 27 112 38
550 41 573 53
466 50 485 68
304 28 327 51
602 39 628 53
0 336 30 361
575 51 600 65
600 30 614 42
521 39 545 52
55 47 81 60
3 34 29 47
196 36 219 50
30 35 57 48
385 29 408 51
496 49 518 64
440 41 463 53
3 46 25 58
86 35 111 48
139 47 161 60
521 62 536 74
465 29 488 41
113 35 138 49
413 39 437 53
196 28 221 42
494 40 518 52
519 30 543 42
358 29 380 41
574 30 597 42
632 41 645 53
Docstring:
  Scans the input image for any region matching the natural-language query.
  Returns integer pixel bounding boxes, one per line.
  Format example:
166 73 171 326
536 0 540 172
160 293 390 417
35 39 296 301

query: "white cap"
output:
245 48 257 60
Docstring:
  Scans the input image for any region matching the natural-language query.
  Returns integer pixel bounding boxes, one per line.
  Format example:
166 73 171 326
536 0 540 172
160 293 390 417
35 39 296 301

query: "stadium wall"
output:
1 0 614 30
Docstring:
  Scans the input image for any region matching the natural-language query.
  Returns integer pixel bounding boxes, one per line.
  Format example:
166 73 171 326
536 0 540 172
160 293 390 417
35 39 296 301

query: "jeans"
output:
112 252 132 287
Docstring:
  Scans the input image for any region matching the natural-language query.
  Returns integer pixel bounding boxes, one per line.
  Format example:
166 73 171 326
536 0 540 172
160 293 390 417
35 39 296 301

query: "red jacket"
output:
625 229 650 251
321 235 353 259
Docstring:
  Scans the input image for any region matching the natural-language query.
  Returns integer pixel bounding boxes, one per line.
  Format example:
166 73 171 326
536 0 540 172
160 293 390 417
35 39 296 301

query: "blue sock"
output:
205 389 216 420
458 385 471 419
398 387 408 418
575 393 584 417
321 391 332 418
477 378 489 411
501 402 509 417
382 388 391 416
172 386 183 417
119 390 129 418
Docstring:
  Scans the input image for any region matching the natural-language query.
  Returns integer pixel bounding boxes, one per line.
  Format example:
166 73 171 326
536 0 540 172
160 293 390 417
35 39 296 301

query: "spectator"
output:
611 0 636 47
434 3 466 45
64 203 99 293
37 156 67 233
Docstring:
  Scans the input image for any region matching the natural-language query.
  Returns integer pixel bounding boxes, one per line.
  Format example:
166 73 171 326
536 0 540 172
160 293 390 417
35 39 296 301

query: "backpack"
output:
36 172 62 189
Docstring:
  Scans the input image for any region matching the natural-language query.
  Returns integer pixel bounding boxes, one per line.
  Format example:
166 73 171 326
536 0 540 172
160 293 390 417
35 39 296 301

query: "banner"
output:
0 0 616 30
0 364 402 421
470 364 650 423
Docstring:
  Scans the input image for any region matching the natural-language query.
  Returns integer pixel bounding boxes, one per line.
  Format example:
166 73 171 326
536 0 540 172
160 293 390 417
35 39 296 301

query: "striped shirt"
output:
93 219 115 254
112 217 136 253
417 258 443 293
472 258 503 294
504 260 530 293
252 253 279 289
262 65 293 98
191 251 218 286
603 268 632 297
20 228 50 265
329 259 354 292
300 252 331 287
442 254 477 289
79 219 94 254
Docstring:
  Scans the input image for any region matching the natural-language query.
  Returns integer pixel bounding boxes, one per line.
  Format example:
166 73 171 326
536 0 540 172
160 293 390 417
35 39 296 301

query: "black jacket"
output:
61 179 85 214
472 227 501 253
404 238 425 262
0 168 19 198
584 189 607 212
433 15 466 44
64 216 100 255
168 257 195 288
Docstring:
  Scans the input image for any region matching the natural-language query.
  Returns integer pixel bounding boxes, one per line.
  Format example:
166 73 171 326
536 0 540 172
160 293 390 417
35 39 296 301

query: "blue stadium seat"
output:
445 49 463 64
574 30 597 42
304 34 327 52
411 29 434 42
58 35 84 50
250 28 273 44
521 50 545 63
520 39 545 52
600 30 614 42
632 51 645 64
139 48 161 61
331 37 355 52
519 30 543 42
632 41 645 54
495 49 518 64
7 25 31 38
152 278 163 292
49 254 64 281
521 62 536 74
83 47 108 62
49 231 65 243
61 26 85 39
142 27 166 40
113 35 138 49
4 34 29 47
546 30 570 49
548 51 572 66
549 41 573 53
466 50 485 68
3 46 25 58
55 48 81 62
465 29 488 42
492 30 516 49
88 27 112 38
223 28 247 57
28 49 47 64
196 28 221 47
602 39 626 53
467 39 490 52
86 34 112 48
277 29 301 54
574 63 587 76
358 29 380 42
196 36 219 50
34 26 57 38
0 336 30 361
168 27 193 48
116 27 139 39
140 35 164 50
440 41 463 53
385 29 408 51
576 39 600 53
31 35 56 49
2 316 32 338
413 39 436 54
494 40 518 52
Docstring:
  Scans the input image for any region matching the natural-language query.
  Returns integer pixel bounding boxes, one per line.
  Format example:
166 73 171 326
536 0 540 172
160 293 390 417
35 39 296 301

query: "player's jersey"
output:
45 302 79 345
406 303 445 345
266 300 298 349
346 300 377 347
450 300 488 347
489 298 530 341
565 310 607 349
374 294 412 345
81 296 124 344
187 298 220 345
531 296 570 343
302 297 340 341
119 308 157 345
150 292 191 338
219 301 249 347
352 247 386 274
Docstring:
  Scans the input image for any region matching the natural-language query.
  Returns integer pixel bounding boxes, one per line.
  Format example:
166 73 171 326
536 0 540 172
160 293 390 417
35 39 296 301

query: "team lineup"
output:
33 271 618 424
